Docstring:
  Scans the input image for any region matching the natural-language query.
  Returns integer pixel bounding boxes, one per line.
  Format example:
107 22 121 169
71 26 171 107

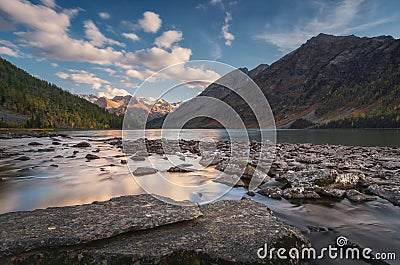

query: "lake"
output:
64 128 400 147
0 128 399 264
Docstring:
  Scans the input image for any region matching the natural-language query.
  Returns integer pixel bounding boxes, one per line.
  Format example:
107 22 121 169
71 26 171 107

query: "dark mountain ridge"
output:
155 33 400 129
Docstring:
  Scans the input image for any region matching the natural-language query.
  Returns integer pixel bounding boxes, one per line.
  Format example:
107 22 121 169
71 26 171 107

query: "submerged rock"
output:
72 141 91 148
199 154 223 167
346 189 377 202
167 166 195 173
133 166 158 176
247 191 256 196
85 154 100 160
37 148 55 152
28 142 42 146
15 156 30 161
130 156 146 161
212 174 245 187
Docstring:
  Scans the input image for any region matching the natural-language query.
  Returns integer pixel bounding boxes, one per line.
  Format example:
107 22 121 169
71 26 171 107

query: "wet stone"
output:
258 187 283 200
133 166 158 176
15 156 30 161
72 142 91 148
282 187 321 200
318 188 347 198
167 166 195 173
367 184 400 206
130 156 146 161
28 142 42 146
85 154 100 160
0 195 202 259
212 174 245 187
0 196 310 264
346 189 377 202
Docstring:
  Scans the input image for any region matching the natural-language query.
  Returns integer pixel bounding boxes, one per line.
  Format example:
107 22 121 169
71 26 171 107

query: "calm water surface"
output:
65 129 400 147
0 129 398 264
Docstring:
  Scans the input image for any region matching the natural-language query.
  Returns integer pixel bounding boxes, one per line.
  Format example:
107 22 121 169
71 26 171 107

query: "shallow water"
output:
0 130 399 264
63 128 400 147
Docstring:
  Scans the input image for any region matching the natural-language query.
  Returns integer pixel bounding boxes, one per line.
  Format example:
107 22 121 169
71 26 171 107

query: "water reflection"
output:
63 129 400 147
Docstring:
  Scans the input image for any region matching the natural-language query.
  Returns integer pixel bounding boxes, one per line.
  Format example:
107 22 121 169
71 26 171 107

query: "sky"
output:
0 0 399 102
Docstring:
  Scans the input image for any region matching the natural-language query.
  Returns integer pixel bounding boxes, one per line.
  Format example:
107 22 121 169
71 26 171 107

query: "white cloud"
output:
0 0 123 64
137 11 162 33
124 46 192 71
56 70 110 89
56 72 69 79
162 64 220 89
253 0 390 51
0 39 18 49
51 62 58 67
196 3 207 10
0 46 19 57
93 67 116 76
84 20 125 48
41 0 56 8
221 12 235 46
126 69 146 80
154 30 183 48
0 1 220 94
120 78 137 88
97 85 130 98
122 32 140 41
98 12 110 19
210 0 222 5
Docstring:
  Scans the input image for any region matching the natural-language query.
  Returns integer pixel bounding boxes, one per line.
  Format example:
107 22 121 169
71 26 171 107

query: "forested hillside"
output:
0 57 122 129
167 34 400 129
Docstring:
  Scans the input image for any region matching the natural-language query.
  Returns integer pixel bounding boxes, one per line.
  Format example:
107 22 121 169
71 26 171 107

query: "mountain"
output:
79 94 180 124
0 57 122 129
159 34 400 129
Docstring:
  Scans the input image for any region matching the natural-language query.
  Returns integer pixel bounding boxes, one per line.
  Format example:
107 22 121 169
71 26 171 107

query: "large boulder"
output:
0 195 310 264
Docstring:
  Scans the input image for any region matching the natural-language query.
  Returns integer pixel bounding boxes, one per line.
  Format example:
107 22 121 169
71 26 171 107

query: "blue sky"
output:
0 0 399 102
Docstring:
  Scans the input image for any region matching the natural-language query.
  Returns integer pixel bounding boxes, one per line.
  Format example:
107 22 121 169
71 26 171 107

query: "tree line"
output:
0 57 122 129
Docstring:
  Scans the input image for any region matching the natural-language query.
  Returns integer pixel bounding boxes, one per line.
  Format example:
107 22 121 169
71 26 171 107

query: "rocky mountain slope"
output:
80 94 180 122
156 34 400 129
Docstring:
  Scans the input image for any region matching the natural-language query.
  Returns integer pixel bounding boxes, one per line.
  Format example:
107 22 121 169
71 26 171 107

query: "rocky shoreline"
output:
0 194 309 264
0 135 399 264
130 138 400 207
1 135 399 206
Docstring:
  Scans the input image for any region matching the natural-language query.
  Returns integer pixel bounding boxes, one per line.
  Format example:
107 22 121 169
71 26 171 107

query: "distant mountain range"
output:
1 33 399 129
150 33 400 129
79 94 180 123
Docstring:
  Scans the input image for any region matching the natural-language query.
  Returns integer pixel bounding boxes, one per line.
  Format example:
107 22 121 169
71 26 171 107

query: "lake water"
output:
64 129 400 147
0 129 399 264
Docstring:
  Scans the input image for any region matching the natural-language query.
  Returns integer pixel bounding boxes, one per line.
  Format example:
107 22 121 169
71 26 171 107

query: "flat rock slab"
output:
0 195 202 258
367 184 400 206
0 197 309 264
